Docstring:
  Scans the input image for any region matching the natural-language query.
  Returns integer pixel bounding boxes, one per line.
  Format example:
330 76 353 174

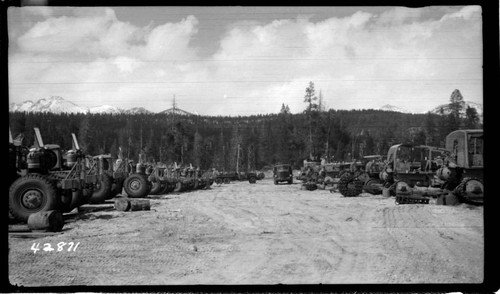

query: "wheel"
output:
123 173 150 198
249 176 257 184
108 178 124 199
168 181 177 192
223 177 231 184
174 181 183 192
149 180 163 195
158 182 169 194
363 179 382 195
9 175 59 221
59 189 74 213
215 178 223 185
337 173 363 197
454 177 483 205
89 173 112 203
79 187 94 206
394 181 411 194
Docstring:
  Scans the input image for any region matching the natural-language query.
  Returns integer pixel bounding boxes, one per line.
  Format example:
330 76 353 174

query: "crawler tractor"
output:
336 129 484 205
435 129 484 204
9 128 98 221
337 145 449 199
335 156 384 196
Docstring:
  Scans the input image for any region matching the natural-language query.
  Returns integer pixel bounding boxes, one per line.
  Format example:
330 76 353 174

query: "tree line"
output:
9 86 481 171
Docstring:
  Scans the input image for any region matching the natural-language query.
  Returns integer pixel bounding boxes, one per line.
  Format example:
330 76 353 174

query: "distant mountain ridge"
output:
379 104 411 113
10 96 175 115
10 96 482 117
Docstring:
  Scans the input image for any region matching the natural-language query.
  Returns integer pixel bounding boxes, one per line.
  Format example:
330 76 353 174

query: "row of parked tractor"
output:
8 127 243 223
287 129 484 205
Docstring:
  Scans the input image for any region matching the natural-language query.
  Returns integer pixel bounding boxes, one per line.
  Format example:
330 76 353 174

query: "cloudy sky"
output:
7 6 483 116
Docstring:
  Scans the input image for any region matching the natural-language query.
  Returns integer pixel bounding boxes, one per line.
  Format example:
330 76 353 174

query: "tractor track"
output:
9 178 483 286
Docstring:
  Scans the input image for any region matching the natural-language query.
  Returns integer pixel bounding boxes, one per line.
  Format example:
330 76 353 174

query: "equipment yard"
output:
9 175 484 286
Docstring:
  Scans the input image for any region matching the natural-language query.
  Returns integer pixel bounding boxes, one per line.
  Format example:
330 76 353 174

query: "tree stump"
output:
27 210 64 232
114 198 150 211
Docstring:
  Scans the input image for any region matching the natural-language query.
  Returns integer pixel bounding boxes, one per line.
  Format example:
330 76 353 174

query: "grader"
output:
9 128 98 221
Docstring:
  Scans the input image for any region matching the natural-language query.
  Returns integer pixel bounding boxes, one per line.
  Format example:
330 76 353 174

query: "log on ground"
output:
27 210 64 232
114 198 150 211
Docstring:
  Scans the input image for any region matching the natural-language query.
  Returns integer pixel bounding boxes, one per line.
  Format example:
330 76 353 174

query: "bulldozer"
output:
337 129 484 205
9 128 98 221
435 129 484 204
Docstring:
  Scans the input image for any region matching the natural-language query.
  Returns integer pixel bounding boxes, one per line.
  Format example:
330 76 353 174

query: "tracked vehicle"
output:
436 129 484 204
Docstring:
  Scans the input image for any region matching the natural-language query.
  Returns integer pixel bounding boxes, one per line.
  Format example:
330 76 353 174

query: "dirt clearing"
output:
9 178 484 286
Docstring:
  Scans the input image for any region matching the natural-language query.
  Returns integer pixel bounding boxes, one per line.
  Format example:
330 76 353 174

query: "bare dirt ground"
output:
9 176 484 286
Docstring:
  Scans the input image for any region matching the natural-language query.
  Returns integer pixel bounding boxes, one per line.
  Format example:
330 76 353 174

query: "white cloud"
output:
9 6 483 115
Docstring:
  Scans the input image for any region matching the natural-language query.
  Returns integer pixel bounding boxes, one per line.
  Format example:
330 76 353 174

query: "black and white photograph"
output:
5 2 494 290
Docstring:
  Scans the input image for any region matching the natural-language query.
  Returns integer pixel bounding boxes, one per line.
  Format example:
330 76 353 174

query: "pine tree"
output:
465 106 480 129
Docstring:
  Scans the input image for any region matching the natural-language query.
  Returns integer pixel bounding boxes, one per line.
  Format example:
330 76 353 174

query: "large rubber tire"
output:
215 178 223 185
249 176 257 184
59 189 74 213
149 181 163 195
79 187 94 206
223 178 230 184
174 181 183 192
167 181 177 193
89 173 112 204
123 174 150 198
9 175 59 222
108 178 124 199
338 173 363 197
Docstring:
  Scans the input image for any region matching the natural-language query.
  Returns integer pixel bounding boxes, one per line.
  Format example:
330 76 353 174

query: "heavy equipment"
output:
9 128 98 221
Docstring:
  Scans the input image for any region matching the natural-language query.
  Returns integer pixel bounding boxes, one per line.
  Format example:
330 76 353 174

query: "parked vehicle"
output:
9 128 98 221
273 164 293 185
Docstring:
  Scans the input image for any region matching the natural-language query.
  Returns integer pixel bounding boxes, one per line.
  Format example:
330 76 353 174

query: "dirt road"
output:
9 177 484 286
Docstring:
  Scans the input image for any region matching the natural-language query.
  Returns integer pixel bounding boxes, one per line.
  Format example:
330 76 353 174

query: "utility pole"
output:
171 94 176 131
236 143 240 174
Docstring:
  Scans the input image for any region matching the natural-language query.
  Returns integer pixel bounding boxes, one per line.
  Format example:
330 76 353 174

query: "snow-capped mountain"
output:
10 96 88 114
88 105 122 114
10 96 135 114
379 104 411 113
123 107 153 115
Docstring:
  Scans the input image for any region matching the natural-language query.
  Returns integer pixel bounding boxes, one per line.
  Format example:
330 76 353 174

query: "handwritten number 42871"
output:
31 242 80 254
